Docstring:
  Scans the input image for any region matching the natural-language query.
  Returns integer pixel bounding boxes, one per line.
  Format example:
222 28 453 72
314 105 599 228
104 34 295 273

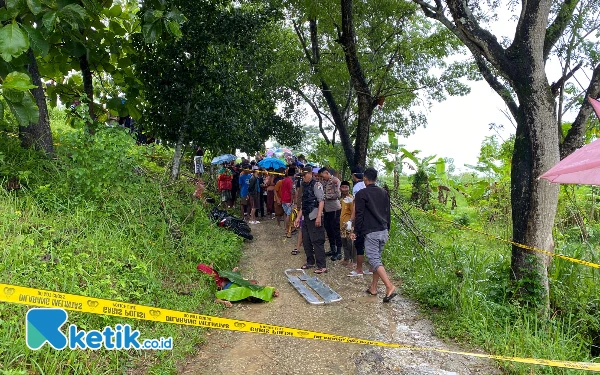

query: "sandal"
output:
291 249 299 255
301 264 315 269
314 268 327 274
365 289 377 296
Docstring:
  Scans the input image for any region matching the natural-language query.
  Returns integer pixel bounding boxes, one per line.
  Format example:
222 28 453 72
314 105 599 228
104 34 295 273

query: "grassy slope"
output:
385 182 600 374
0 121 243 374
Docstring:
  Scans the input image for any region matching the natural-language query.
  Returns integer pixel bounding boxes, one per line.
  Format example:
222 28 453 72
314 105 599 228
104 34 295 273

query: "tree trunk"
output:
307 19 357 169
339 0 374 168
170 133 185 181
510 80 559 309
79 53 96 133
354 95 373 167
170 97 192 181
19 49 54 156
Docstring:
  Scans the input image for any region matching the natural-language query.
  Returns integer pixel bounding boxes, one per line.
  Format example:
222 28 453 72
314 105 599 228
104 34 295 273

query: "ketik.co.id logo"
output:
26 308 172 350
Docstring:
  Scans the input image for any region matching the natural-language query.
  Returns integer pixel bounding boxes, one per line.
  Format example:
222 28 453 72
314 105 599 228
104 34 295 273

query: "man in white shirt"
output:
352 166 365 195
348 166 372 277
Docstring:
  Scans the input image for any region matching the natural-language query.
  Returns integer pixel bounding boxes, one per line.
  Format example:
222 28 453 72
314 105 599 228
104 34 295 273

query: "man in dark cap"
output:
294 166 327 274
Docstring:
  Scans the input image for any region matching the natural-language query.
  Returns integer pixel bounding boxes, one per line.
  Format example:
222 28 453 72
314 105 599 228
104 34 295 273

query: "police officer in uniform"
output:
295 166 327 274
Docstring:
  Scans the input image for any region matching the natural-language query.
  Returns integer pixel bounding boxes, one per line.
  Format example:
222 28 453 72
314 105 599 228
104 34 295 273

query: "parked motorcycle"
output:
206 198 253 240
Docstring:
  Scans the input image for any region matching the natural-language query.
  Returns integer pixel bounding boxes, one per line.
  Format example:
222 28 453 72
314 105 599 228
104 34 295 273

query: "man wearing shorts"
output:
248 167 261 224
351 167 396 302
347 166 372 277
238 166 251 220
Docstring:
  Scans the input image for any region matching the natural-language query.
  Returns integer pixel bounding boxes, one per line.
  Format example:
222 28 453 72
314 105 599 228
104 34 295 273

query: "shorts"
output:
240 196 249 205
354 234 365 256
364 230 389 271
282 203 293 216
250 194 260 209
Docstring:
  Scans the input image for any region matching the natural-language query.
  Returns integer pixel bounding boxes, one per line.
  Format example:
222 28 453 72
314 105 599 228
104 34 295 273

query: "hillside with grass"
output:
0 109 243 374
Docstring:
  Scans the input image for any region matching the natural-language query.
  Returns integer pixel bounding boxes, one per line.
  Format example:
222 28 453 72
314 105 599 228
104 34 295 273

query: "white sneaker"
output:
249 221 256 224
347 271 364 277
255 221 261 224
363 270 373 275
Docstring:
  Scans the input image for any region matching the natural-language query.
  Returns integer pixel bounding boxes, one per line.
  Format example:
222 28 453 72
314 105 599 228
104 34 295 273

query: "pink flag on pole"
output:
539 97 600 185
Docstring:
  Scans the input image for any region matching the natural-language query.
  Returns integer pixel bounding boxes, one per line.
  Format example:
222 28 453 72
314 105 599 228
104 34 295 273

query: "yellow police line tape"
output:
1 282 599 371
401 202 600 269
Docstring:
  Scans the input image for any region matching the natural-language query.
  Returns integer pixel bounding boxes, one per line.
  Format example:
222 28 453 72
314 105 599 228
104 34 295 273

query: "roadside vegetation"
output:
384 136 600 374
0 109 243 374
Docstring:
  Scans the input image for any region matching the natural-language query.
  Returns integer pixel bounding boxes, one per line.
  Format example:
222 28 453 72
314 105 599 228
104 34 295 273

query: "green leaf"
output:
215 285 275 302
0 22 30 62
58 4 88 29
64 40 86 57
109 20 126 36
218 270 264 291
126 102 141 119
26 0 43 15
6 0 27 18
0 100 4 121
42 10 57 32
141 20 162 44
165 20 181 38
166 8 186 23
7 91 39 126
2 88 24 103
22 25 50 56
2 71 37 91
0 8 10 23
107 5 122 17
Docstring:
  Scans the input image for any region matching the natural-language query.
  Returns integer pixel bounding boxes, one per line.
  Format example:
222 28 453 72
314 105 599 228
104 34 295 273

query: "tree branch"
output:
544 0 580 61
551 61 582 97
292 87 331 145
560 62 600 158
444 0 511 73
474 54 519 120
292 21 314 65
413 0 512 80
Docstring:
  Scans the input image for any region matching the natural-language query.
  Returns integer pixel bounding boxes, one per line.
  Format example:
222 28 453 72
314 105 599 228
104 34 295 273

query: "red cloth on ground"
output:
197 264 228 289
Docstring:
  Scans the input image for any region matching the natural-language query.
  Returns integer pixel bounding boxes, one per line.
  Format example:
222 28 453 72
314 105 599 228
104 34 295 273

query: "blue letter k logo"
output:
26 308 68 350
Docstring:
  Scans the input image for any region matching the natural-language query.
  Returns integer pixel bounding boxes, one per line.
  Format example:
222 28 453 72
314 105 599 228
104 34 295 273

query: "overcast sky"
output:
401 80 515 172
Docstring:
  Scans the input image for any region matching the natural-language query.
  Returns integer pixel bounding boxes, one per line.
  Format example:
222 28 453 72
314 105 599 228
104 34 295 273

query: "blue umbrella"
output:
211 154 237 165
258 157 286 169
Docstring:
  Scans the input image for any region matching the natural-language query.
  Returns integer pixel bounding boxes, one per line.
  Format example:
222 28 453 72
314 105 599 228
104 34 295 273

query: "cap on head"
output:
351 166 363 175
301 166 312 175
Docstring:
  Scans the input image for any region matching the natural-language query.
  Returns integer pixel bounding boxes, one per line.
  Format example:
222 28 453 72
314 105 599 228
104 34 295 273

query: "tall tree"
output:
287 0 468 170
137 0 301 179
413 0 600 308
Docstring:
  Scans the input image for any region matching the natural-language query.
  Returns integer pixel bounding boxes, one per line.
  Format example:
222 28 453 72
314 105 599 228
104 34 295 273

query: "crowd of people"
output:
204 153 397 303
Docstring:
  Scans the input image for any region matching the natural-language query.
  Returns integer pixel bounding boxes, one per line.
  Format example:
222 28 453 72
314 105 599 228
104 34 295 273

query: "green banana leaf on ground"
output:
218 270 263 290
215 270 275 302
215 284 276 302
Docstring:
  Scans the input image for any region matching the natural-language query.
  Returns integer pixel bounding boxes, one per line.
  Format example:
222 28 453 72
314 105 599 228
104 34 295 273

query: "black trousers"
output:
324 209 342 250
302 218 326 269
259 194 265 217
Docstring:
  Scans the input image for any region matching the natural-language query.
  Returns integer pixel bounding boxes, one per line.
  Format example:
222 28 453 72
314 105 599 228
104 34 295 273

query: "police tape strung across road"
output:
395 200 600 270
1 283 599 371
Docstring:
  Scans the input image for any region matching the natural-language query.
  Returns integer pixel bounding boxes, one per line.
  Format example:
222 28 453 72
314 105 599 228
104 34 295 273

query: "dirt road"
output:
180 218 502 375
